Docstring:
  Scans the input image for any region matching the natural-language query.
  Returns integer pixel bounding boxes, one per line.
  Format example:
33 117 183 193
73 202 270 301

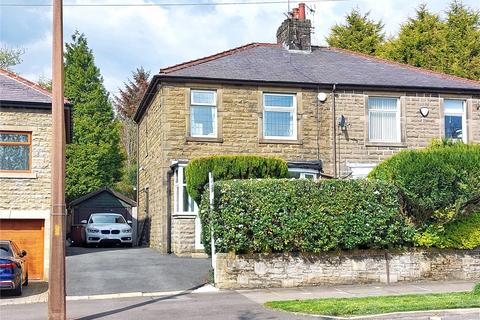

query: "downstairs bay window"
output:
173 165 196 214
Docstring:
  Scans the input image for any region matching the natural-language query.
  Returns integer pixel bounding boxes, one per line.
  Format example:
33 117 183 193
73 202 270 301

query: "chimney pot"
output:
292 8 299 19
298 3 306 20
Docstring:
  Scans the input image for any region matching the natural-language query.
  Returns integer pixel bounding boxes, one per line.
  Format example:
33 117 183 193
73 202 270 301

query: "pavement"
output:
66 246 211 296
1 280 478 319
237 280 478 304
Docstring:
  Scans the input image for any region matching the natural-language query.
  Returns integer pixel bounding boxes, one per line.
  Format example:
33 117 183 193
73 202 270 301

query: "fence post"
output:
209 172 216 273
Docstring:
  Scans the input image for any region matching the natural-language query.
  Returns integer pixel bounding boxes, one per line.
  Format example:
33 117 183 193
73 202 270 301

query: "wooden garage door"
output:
0 219 45 280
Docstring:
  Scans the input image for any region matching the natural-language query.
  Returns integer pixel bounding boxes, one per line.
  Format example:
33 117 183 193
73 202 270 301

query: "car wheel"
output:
125 243 133 248
13 275 22 296
24 273 29 287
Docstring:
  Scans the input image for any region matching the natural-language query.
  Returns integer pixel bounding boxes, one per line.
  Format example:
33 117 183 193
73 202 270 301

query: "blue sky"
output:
1 0 478 96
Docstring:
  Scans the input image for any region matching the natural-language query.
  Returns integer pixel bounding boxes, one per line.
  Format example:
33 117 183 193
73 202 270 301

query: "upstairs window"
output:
368 97 400 143
0 131 32 172
190 90 217 138
444 99 466 142
263 93 297 140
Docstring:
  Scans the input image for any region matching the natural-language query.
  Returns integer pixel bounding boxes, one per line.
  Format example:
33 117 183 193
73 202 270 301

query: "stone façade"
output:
137 82 480 255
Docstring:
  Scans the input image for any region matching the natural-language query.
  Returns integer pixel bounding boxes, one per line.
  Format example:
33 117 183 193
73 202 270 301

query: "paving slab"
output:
238 280 477 304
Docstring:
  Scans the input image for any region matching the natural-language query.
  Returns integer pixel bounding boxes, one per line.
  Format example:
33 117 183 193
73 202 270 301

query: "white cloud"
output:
2 0 478 95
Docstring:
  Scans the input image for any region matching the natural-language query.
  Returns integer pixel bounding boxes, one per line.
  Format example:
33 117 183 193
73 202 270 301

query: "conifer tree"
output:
326 9 385 55
65 31 124 200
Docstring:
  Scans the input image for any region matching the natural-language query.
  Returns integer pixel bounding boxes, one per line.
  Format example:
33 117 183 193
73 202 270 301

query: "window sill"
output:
172 213 197 219
259 138 302 145
0 172 37 179
365 142 407 148
186 137 223 143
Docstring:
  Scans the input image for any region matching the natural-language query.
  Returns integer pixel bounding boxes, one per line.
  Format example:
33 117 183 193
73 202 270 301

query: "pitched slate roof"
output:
160 43 480 91
69 187 137 207
135 43 480 122
0 68 69 106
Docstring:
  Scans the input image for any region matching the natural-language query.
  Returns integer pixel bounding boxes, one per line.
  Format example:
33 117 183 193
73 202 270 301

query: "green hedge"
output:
368 142 480 224
414 212 480 250
199 179 415 254
185 155 288 204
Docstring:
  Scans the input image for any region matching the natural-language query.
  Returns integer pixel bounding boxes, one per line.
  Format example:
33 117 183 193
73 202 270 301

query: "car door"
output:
11 242 26 281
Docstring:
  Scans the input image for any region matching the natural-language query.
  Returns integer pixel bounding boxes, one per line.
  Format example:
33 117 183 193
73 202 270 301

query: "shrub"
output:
185 155 288 204
474 283 480 295
199 179 415 254
413 212 480 250
368 142 480 224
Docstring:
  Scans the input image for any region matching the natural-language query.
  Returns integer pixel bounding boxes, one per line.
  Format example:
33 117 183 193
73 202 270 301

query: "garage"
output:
0 219 45 280
68 187 137 245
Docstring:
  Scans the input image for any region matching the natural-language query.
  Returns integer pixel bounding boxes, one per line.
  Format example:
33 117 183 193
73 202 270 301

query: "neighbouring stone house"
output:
134 4 480 256
0 69 71 280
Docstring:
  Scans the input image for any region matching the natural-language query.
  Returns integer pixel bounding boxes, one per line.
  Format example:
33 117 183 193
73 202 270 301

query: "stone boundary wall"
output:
214 249 480 289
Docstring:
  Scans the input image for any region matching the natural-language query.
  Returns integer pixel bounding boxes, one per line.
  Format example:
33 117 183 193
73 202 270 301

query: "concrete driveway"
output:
66 246 210 296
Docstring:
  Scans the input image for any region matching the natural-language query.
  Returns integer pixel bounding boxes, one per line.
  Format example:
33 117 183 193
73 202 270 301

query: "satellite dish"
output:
317 92 327 102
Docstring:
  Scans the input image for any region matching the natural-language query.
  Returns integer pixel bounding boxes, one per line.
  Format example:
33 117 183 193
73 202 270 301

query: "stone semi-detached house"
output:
134 4 480 256
0 69 71 280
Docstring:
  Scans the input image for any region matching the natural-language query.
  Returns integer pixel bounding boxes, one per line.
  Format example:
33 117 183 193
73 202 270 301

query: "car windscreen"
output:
89 215 126 224
0 243 13 258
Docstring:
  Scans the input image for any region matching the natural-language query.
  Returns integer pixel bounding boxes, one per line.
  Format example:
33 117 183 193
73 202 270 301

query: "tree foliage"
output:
65 31 124 201
0 46 25 71
327 1 480 80
112 67 150 200
113 67 150 119
379 5 446 72
326 8 385 55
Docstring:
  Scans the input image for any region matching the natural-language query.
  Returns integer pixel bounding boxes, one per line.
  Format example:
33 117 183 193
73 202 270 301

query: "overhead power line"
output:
1 0 350 7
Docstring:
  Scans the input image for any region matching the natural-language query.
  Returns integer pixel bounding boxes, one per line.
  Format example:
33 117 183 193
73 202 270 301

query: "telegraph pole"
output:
48 0 66 319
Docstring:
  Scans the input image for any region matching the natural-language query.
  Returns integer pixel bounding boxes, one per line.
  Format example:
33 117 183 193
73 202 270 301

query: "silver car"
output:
82 213 133 247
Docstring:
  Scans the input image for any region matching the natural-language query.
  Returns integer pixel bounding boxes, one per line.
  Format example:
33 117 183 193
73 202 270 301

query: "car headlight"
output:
87 228 99 233
122 228 132 233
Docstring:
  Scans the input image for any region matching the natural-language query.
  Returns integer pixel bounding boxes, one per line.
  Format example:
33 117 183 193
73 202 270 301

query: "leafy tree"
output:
443 1 480 79
379 5 446 72
326 8 385 55
113 67 150 119
112 67 150 200
380 2 480 80
37 76 52 91
65 31 124 200
0 46 25 70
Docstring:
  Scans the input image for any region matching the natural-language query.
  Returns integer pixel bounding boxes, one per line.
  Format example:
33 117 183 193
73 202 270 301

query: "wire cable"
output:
1 0 351 7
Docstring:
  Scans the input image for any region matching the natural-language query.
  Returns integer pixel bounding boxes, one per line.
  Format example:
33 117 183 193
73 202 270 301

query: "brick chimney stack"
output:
276 3 312 51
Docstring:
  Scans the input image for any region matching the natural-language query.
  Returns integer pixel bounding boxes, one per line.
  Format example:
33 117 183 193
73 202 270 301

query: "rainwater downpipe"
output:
316 85 321 161
166 170 173 254
332 84 338 178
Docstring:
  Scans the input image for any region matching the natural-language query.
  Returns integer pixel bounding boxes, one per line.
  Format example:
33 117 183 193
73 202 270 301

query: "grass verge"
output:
265 291 480 317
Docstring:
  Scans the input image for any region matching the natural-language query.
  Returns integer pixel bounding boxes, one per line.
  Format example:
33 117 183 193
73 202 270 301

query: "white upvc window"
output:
444 99 466 142
368 97 400 143
190 90 217 138
263 93 297 140
174 165 196 215
288 168 318 180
